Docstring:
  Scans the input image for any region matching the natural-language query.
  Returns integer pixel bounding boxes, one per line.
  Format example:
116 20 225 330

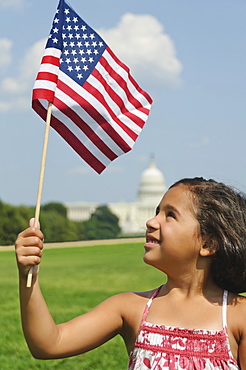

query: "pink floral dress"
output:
128 287 239 369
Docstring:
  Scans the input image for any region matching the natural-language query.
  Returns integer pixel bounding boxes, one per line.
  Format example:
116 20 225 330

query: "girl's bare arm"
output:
16 227 126 359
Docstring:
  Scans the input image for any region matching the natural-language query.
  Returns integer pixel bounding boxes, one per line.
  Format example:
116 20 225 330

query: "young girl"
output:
15 177 246 369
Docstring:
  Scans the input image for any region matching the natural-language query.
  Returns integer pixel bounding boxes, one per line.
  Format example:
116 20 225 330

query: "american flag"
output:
32 0 153 174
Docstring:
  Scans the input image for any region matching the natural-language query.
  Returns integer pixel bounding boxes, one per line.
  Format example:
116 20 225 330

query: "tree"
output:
83 205 121 240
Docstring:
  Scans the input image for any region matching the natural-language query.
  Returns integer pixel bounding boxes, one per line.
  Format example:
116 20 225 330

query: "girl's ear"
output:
199 240 217 257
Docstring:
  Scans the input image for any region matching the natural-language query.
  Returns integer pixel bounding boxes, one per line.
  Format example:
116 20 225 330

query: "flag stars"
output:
46 3 107 85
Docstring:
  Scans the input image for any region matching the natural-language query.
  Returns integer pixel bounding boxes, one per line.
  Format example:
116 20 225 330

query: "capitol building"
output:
66 158 167 234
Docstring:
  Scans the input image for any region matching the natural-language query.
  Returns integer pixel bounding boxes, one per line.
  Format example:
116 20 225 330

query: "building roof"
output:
137 157 166 205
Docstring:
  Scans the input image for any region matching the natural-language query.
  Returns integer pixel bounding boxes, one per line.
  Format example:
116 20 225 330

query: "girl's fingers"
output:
15 226 44 277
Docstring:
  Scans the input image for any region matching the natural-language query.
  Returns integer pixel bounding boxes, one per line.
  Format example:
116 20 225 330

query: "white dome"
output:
137 158 166 205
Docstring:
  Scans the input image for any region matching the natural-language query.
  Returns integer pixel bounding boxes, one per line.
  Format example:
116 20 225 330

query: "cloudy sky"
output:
0 0 245 208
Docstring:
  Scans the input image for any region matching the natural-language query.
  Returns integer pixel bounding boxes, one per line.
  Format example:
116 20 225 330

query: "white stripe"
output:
94 60 150 123
59 71 135 148
39 99 111 167
54 88 126 156
33 80 57 91
43 47 61 59
102 49 151 109
37 63 60 75
87 72 142 135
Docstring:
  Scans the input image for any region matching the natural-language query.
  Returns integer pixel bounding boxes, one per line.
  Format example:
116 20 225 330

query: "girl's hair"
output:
170 177 246 293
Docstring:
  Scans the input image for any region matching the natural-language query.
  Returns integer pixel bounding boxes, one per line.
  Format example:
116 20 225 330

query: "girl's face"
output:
144 184 204 274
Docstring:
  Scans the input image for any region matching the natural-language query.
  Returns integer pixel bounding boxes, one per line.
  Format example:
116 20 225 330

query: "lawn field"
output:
0 242 165 369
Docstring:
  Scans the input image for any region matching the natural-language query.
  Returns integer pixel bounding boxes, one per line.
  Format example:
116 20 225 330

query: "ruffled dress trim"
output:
128 287 239 369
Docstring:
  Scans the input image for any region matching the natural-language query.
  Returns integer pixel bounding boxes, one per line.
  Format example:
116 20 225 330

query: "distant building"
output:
66 158 166 234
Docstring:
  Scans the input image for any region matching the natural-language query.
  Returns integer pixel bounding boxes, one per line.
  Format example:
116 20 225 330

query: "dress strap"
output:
222 290 228 329
140 285 163 325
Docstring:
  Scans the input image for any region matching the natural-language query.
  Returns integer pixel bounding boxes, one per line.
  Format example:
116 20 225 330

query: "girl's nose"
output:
146 215 158 231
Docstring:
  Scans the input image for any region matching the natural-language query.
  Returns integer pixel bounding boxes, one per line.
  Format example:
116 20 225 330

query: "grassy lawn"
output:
0 242 165 369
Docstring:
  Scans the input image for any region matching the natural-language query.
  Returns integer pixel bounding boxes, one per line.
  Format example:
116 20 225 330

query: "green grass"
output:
0 242 165 369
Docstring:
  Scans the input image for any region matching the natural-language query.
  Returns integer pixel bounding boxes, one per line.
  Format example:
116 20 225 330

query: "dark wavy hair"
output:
170 177 246 293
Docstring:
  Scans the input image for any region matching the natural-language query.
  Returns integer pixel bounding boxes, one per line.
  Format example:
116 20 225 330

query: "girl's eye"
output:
167 211 175 219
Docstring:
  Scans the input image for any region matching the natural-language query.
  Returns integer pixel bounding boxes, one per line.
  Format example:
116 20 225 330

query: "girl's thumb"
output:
29 217 41 229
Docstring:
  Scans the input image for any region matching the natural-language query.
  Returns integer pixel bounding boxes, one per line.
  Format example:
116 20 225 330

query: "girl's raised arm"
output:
15 226 125 359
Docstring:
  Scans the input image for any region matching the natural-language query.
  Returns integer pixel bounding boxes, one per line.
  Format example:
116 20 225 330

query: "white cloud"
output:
0 38 12 68
189 136 210 149
0 13 183 113
98 13 183 87
69 166 91 175
0 38 46 111
0 0 24 9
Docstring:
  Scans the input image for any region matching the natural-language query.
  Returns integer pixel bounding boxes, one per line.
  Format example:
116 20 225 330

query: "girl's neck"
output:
163 273 221 298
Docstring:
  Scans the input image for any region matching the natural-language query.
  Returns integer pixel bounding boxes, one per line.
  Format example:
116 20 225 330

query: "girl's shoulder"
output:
108 288 158 321
228 293 246 334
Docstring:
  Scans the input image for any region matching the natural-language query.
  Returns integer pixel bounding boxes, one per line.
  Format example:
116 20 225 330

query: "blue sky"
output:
0 0 245 207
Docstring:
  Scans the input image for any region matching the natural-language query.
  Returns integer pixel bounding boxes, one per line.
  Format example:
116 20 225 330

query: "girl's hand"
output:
15 219 44 279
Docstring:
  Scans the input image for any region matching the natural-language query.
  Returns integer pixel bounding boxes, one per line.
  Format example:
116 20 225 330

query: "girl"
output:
15 177 246 368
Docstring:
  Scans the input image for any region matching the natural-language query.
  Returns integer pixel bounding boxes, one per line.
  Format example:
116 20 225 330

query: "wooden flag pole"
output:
26 101 53 288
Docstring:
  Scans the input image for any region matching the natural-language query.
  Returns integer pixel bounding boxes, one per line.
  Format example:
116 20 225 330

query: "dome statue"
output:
137 157 166 205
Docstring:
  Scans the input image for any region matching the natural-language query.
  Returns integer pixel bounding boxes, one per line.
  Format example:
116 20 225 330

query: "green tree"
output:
83 205 121 240
0 201 34 245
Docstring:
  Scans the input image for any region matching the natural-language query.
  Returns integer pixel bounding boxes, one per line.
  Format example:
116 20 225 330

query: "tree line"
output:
0 200 121 246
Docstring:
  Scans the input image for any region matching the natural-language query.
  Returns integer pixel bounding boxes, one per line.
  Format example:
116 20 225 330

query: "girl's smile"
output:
144 184 203 274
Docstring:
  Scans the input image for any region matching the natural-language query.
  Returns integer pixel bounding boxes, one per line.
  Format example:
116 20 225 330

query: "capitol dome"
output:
137 157 166 205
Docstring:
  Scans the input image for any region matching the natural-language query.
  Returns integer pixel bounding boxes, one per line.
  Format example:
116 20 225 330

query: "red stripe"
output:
32 89 55 103
32 100 106 174
83 79 138 141
99 54 147 113
53 96 118 161
36 71 58 83
106 47 153 105
91 68 145 128
41 55 60 67
57 79 132 152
